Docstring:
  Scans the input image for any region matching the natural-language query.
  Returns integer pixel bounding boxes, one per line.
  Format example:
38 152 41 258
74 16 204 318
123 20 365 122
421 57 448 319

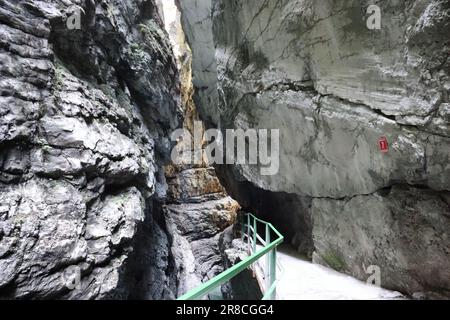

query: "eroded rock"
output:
178 0 450 298
0 0 181 299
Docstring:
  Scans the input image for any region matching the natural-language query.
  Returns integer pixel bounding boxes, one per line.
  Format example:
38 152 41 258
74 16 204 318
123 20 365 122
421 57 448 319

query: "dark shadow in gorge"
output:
215 165 315 259
121 198 177 300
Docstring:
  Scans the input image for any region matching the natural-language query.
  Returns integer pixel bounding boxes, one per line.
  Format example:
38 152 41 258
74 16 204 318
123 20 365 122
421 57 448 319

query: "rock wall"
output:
177 0 450 298
176 0 220 125
160 1 240 298
0 0 181 299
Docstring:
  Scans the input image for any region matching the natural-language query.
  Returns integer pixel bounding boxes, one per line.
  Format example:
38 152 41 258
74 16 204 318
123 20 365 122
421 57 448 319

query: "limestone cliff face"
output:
177 0 450 298
160 1 240 297
0 0 181 299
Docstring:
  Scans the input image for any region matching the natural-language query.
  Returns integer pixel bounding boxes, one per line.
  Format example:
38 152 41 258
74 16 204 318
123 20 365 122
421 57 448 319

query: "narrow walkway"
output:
275 245 403 300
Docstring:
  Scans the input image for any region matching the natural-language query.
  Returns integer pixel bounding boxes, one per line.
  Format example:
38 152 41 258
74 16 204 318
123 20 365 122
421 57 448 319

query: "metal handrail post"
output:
241 214 244 241
247 214 250 253
265 224 271 290
269 247 277 300
252 216 257 254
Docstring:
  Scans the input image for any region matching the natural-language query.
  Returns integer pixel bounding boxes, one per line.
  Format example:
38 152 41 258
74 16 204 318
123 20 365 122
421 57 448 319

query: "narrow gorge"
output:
0 0 449 300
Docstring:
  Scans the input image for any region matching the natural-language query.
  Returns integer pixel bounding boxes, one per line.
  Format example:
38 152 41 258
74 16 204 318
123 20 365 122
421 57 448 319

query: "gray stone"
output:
160 1 241 299
312 185 450 299
0 0 181 299
178 0 450 298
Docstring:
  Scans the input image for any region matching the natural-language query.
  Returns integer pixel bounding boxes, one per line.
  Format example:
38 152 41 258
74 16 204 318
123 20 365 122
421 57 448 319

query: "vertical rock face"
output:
0 0 181 299
175 0 220 125
160 1 240 297
177 0 450 298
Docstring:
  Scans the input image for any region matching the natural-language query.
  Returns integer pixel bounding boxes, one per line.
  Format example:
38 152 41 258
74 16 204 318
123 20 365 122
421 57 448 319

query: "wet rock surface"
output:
177 0 450 298
0 0 181 299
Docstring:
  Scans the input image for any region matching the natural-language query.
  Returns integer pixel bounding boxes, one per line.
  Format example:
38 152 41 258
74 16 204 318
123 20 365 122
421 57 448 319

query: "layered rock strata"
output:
0 0 181 299
177 0 450 298
160 1 240 298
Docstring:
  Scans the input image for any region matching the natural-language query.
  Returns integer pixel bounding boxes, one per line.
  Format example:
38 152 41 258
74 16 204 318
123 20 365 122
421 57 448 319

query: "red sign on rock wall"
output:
378 136 389 153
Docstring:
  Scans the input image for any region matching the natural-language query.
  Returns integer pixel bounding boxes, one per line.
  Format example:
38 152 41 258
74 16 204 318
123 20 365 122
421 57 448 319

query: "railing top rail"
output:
241 214 283 247
177 213 283 301
246 213 283 239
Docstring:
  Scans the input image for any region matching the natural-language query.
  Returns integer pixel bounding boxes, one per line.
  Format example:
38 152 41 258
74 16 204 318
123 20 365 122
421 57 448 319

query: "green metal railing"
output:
177 213 284 300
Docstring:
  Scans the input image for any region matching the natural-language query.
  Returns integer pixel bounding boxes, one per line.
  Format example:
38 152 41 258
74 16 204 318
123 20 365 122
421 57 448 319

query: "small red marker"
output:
378 136 389 153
